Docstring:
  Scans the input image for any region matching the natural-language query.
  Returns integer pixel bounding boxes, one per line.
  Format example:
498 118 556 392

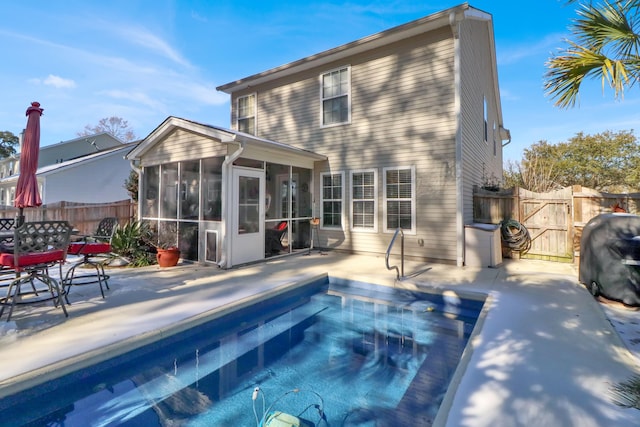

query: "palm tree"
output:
545 1 640 108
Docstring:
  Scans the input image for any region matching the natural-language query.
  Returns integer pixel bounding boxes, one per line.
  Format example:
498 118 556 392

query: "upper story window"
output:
493 121 497 156
321 172 344 229
237 93 256 135
483 95 488 144
321 66 350 127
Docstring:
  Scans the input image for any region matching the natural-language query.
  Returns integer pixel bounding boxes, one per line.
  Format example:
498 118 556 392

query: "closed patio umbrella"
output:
14 102 43 226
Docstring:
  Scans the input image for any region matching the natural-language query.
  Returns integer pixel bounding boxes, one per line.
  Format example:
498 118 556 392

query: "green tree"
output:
124 169 139 201
78 116 136 142
514 141 562 192
503 160 524 189
545 1 640 107
556 130 640 190
515 130 640 192
0 131 19 158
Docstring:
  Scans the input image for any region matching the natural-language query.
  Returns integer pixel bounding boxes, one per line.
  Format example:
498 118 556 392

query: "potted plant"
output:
148 223 181 267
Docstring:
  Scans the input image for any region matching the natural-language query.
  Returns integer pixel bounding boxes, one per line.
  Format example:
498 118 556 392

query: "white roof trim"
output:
125 116 327 161
217 3 475 93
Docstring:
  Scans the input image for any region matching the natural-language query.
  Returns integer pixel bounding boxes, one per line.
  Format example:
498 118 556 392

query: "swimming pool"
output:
0 277 485 426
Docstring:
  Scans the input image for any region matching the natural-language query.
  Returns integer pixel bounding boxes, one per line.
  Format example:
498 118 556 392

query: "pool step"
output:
86 300 330 425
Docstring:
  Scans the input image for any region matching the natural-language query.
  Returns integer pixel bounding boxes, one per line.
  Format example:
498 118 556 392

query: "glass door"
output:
231 167 264 265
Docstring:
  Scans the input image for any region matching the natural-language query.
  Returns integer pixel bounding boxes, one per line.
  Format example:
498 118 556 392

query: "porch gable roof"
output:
125 116 327 162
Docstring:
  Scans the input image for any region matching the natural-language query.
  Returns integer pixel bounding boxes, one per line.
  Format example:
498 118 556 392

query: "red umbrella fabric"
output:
14 102 43 211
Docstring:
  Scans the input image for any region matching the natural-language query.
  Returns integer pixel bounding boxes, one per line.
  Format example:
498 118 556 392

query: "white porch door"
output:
231 167 264 266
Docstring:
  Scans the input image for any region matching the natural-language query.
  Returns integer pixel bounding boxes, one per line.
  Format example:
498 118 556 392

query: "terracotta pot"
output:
156 248 180 267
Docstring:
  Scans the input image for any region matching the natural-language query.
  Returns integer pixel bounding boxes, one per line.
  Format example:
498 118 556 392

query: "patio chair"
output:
64 217 118 302
0 218 16 283
0 218 15 231
0 221 72 321
265 221 288 255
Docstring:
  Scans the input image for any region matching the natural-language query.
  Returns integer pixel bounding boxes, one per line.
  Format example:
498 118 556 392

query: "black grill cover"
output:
579 213 640 306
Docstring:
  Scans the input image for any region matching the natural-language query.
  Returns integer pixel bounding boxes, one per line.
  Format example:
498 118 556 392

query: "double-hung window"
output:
320 172 344 228
384 166 415 233
321 66 350 126
237 93 256 135
350 169 377 232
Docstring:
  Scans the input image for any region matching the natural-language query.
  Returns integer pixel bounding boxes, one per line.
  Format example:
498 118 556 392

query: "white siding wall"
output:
459 19 504 226
141 128 228 167
43 153 131 203
233 28 459 262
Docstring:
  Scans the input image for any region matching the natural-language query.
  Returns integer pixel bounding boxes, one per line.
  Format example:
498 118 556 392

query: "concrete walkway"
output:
0 253 639 426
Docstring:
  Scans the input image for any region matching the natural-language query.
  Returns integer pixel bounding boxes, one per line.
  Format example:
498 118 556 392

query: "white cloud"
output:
97 89 163 110
43 74 76 89
112 25 193 69
174 82 228 106
191 11 209 23
26 74 76 89
498 33 568 66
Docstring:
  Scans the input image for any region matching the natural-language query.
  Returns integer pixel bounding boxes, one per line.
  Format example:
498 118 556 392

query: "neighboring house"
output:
0 132 124 179
127 3 510 268
0 135 135 205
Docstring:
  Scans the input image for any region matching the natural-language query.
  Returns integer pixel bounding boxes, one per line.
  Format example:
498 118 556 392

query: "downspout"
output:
450 11 465 267
217 136 244 269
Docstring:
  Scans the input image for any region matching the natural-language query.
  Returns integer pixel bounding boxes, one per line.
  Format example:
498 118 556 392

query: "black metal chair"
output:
64 217 118 302
0 221 72 321
0 218 16 283
0 218 15 231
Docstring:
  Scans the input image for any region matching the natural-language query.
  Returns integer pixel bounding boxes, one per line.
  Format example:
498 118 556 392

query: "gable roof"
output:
217 3 490 94
0 142 138 183
125 116 327 161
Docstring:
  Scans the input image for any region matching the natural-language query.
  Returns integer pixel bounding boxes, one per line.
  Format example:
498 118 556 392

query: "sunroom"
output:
126 117 327 268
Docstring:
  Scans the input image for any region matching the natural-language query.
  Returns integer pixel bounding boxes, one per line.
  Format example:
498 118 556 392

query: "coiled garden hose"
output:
501 219 531 253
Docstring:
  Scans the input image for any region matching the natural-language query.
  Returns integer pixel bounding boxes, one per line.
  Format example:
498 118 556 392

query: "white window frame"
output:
237 93 257 135
320 66 351 128
320 171 344 230
383 166 416 234
493 121 497 156
350 169 377 233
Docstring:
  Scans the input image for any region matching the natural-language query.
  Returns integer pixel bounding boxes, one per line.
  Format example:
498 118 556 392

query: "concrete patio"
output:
0 252 639 426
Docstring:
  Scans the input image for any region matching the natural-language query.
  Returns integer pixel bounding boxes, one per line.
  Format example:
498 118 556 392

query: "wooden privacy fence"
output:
0 199 136 235
474 185 640 263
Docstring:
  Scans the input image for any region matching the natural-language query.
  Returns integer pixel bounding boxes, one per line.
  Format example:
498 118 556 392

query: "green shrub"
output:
110 220 155 267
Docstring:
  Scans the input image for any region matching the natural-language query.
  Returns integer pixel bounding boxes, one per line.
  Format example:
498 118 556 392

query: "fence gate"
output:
518 187 573 262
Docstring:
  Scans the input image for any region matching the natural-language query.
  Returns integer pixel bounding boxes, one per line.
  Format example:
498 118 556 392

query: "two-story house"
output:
127 3 510 268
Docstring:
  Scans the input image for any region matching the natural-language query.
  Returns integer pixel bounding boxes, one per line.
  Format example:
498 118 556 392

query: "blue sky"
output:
1 0 639 162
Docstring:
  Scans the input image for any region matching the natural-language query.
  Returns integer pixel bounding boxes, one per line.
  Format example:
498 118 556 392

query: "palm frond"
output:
573 1 640 56
546 1 640 107
611 374 640 409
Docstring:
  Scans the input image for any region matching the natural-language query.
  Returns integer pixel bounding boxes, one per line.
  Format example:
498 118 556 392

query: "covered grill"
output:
579 213 640 306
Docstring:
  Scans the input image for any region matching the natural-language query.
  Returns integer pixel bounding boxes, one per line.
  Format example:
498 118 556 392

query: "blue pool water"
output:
0 277 484 426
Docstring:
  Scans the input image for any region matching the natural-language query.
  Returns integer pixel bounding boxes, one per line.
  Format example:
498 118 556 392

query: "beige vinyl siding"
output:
141 128 228 167
459 19 502 226
233 27 459 262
